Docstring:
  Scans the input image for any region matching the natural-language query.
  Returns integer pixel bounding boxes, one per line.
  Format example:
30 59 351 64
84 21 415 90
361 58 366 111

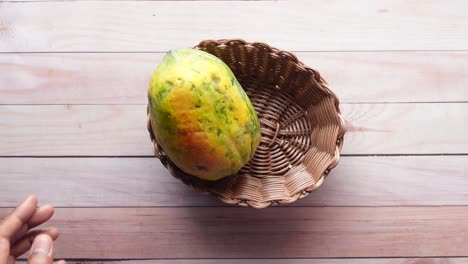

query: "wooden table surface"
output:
1 0 468 263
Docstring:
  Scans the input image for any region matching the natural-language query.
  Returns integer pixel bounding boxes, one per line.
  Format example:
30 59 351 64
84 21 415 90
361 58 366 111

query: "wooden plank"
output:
0 157 216 207
22 259 468 264
342 103 468 154
1 156 467 207
1 1 468 52
0 105 153 156
0 103 467 156
2 52 468 104
3 207 468 258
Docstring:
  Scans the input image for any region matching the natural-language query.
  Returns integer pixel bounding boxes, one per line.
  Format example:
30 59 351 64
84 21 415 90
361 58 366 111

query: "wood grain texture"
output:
0 0 467 52
28 259 468 264
1 52 468 104
0 103 467 156
2 207 468 258
0 105 153 156
1 156 467 207
342 103 468 154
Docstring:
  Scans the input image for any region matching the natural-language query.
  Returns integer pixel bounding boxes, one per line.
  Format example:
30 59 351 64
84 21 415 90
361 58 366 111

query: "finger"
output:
12 205 55 243
11 228 59 257
0 237 11 264
0 195 38 240
29 205 55 230
27 234 53 264
7 255 15 264
12 224 29 243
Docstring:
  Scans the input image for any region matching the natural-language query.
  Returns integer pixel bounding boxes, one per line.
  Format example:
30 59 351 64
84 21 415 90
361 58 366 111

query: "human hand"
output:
0 195 66 264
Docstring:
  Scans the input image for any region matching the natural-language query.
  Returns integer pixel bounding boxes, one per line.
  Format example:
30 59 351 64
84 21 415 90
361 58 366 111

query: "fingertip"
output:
48 227 60 240
14 195 38 223
28 204 56 229
42 204 55 211
30 234 53 257
35 233 53 243
22 195 38 208
29 194 38 204
41 204 55 216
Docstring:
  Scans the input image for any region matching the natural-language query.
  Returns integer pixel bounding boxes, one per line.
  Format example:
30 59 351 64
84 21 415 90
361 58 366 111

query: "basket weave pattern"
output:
147 39 346 208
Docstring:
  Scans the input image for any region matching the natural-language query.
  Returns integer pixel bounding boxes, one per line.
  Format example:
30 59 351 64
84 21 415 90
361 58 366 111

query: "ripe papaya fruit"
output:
148 48 261 180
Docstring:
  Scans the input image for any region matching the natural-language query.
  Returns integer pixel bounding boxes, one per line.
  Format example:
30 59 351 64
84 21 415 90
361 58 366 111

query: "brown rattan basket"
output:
147 39 346 208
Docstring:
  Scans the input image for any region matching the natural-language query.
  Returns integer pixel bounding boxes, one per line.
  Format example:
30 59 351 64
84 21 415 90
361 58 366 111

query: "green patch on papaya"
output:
207 126 223 138
157 110 175 134
155 82 174 102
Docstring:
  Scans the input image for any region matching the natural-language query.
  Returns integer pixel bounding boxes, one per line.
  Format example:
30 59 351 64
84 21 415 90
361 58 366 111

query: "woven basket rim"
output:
147 39 346 208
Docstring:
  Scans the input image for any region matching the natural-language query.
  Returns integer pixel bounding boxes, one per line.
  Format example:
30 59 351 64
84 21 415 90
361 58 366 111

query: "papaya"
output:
148 48 261 181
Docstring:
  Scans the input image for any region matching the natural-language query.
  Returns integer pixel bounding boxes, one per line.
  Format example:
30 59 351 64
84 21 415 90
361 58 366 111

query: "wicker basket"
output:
147 39 346 208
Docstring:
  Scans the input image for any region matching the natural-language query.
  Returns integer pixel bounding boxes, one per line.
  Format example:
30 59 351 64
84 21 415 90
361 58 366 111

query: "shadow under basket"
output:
147 39 346 209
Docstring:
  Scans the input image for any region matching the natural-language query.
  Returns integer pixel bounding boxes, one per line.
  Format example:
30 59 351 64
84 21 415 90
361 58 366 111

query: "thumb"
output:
27 234 54 264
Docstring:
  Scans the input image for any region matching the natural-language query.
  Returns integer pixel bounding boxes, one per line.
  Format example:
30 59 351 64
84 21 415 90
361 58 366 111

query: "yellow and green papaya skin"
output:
148 48 261 181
